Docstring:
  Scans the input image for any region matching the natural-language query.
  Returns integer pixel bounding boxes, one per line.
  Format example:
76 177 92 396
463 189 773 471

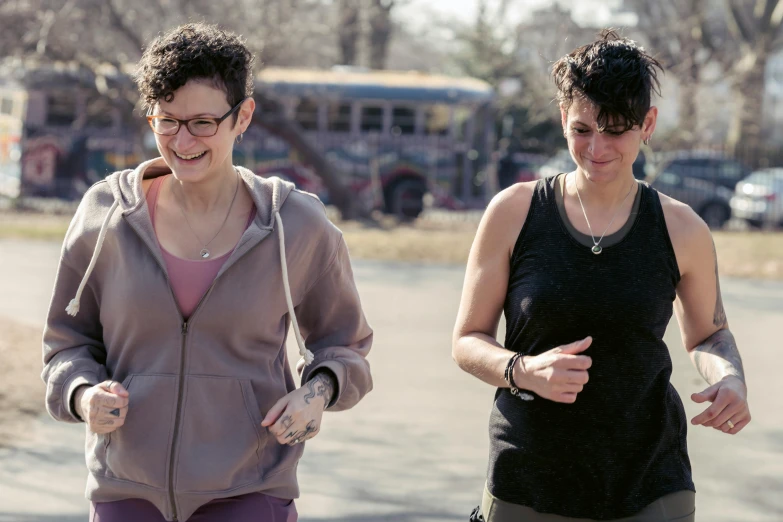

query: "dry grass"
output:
1 210 782 279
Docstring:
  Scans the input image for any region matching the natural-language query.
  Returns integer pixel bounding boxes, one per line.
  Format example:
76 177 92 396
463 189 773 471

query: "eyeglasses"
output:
146 98 248 137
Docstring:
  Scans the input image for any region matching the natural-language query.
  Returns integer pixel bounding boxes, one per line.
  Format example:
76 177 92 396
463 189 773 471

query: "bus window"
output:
453 106 472 142
425 104 450 136
85 97 115 128
391 106 416 135
1 97 13 116
295 98 319 131
46 91 77 127
327 102 352 133
361 105 384 133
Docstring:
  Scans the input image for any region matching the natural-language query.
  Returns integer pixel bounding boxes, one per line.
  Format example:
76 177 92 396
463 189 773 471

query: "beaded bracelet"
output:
504 352 534 401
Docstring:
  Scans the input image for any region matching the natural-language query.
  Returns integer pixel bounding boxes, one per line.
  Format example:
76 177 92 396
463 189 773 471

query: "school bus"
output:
2 65 496 217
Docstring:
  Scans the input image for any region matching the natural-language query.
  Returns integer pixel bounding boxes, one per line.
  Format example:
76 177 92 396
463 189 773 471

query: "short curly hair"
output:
552 29 662 132
134 23 255 121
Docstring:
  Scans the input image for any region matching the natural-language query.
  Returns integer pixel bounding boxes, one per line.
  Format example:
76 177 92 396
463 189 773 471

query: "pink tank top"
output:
147 175 255 319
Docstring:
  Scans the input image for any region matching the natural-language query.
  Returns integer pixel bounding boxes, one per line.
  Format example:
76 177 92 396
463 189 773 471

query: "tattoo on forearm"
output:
691 329 745 385
712 240 727 327
304 373 335 408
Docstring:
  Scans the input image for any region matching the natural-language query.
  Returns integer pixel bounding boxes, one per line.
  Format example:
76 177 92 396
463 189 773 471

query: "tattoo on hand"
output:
712 240 727 327
692 329 745 385
285 420 319 445
281 415 294 430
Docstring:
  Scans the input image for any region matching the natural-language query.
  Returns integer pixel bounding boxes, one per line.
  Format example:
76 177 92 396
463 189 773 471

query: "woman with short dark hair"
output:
42 23 373 522
454 30 749 522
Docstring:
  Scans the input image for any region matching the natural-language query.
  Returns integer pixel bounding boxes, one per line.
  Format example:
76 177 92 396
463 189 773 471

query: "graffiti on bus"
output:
19 128 141 199
0 119 22 198
235 130 464 211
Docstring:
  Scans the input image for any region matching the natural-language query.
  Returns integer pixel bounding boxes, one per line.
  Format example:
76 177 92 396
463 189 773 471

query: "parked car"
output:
730 169 783 228
498 152 549 188
649 171 734 229
653 150 751 190
535 150 733 228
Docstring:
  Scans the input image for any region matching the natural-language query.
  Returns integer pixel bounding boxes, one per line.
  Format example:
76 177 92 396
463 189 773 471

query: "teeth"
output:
175 151 206 160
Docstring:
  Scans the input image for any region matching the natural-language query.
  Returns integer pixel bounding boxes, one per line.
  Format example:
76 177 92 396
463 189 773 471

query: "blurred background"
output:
0 2 782 521
1 0 782 230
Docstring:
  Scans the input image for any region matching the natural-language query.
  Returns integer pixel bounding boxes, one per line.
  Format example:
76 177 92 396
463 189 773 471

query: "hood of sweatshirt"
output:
65 157 313 366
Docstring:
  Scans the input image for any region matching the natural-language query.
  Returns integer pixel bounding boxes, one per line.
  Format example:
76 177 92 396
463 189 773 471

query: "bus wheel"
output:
387 179 426 220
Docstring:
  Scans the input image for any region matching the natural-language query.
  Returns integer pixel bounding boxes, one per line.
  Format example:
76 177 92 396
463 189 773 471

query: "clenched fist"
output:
515 337 593 404
74 380 129 434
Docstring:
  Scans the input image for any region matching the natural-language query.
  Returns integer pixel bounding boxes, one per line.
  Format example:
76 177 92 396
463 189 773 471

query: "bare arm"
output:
686 240 745 386
452 182 592 403
665 197 750 433
451 185 527 388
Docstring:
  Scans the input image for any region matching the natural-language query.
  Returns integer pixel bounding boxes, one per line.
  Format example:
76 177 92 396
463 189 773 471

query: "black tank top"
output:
487 176 694 519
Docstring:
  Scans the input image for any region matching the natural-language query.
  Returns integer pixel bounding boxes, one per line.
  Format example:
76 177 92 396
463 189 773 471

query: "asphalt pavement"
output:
0 239 781 521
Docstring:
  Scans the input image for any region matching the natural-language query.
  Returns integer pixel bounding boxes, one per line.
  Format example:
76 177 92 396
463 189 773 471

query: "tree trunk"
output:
727 53 767 163
368 0 393 70
338 0 361 65
252 94 359 219
676 61 700 147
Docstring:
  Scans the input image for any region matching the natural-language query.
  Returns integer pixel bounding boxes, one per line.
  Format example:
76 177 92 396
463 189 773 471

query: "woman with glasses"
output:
453 30 750 521
42 23 373 522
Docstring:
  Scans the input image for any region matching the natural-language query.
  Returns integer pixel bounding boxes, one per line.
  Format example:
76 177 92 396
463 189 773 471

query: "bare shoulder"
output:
658 191 714 276
479 180 538 257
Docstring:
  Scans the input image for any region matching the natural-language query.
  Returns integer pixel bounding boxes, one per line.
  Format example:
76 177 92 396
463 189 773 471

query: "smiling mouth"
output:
174 151 207 160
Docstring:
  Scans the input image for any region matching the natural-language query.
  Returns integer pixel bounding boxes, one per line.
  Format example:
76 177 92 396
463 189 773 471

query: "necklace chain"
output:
572 172 635 254
171 169 240 259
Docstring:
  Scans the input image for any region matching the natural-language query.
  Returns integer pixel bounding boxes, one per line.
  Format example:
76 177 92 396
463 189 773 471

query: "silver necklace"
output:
171 170 240 259
572 173 635 255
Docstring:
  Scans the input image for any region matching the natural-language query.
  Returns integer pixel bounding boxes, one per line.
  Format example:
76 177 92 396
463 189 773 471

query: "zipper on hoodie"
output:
125 213 259 520
168 319 188 521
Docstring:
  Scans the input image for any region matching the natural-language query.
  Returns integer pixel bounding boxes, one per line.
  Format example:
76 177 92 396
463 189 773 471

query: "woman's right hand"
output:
74 381 129 434
514 337 592 403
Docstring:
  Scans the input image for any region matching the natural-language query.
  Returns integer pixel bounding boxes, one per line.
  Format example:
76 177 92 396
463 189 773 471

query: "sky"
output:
396 0 635 32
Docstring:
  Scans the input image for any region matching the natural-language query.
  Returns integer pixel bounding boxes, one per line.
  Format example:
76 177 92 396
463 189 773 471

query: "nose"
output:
587 132 610 158
170 124 198 150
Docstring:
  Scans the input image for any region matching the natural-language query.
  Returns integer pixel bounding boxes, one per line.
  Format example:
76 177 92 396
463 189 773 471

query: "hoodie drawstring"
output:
66 200 120 317
275 210 315 367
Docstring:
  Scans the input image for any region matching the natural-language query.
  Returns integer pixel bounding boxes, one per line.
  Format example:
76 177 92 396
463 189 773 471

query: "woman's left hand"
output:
261 372 336 446
690 376 751 435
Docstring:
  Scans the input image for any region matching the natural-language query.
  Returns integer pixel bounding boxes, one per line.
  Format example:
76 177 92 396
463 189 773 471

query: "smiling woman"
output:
41 22 373 522
454 29 750 522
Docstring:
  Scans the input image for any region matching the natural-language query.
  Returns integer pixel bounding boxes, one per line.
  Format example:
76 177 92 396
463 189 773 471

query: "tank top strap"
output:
146 175 166 226
510 175 561 264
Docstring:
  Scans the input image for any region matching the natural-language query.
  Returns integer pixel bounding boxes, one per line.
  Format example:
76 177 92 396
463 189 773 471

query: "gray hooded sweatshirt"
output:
41 157 373 521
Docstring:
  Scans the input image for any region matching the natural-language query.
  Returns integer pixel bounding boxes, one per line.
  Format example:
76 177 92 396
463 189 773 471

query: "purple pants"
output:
90 493 297 522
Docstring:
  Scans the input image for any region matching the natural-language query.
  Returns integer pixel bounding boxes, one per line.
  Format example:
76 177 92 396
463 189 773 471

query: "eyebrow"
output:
158 109 220 118
571 120 625 130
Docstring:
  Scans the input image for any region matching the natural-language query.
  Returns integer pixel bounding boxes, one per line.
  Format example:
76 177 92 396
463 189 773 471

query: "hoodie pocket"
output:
175 376 266 493
103 373 178 489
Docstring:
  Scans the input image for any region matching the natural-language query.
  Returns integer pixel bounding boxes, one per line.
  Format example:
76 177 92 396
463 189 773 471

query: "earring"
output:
643 137 650 146
236 133 244 144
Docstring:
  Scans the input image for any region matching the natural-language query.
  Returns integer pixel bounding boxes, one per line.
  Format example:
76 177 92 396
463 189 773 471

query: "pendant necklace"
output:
172 169 240 259
573 173 635 255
